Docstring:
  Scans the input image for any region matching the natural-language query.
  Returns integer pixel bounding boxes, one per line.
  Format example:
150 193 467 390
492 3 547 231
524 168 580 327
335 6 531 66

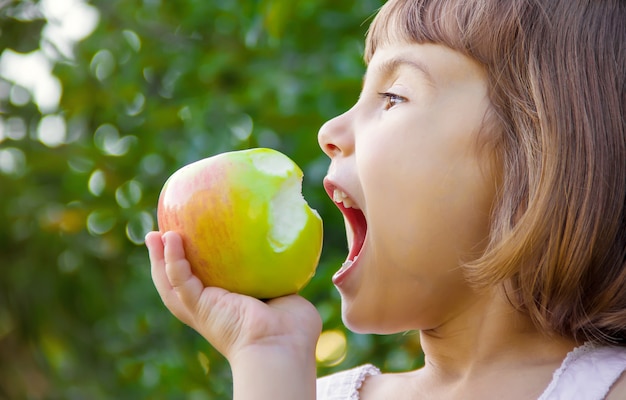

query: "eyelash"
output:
378 92 406 110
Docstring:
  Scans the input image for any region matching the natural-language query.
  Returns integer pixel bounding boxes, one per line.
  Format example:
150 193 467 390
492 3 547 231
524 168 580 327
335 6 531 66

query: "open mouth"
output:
323 179 367 271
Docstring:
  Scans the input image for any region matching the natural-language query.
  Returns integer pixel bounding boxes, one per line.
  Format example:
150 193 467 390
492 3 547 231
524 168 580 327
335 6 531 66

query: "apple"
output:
157 148 323 299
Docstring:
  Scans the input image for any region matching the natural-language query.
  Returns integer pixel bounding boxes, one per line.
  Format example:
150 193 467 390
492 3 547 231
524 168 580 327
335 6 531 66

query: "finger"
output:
146 231 171 292
162 231 206 316
146 231 193 325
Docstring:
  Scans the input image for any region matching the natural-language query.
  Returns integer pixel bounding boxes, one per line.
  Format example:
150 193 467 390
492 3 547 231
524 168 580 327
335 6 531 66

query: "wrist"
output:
230 344 317 400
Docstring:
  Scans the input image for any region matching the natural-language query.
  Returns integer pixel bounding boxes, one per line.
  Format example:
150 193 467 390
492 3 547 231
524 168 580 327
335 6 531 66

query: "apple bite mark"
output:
249 151 322 253
268 174 308 252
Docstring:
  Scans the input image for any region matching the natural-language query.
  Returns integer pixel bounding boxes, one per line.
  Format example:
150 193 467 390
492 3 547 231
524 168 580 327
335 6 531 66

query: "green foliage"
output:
0 0 423 398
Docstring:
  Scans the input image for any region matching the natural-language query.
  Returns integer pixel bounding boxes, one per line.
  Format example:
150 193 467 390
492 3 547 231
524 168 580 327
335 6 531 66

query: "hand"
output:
145 230 322 362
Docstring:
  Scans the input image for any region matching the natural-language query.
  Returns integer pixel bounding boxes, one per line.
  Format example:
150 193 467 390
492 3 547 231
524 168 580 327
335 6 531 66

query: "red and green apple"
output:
157 148 323 299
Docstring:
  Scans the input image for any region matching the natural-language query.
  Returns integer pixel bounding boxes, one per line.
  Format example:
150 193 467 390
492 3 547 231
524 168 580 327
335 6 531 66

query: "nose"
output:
318 110 355 159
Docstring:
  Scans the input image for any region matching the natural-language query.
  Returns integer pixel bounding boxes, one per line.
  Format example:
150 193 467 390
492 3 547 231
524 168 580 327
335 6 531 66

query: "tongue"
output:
345 209 366 261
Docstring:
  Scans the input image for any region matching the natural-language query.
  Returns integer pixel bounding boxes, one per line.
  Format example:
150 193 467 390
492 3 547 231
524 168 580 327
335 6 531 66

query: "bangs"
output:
364 0 512 65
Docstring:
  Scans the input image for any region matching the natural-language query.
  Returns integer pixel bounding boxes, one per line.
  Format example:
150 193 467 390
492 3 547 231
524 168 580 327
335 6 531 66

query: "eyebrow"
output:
364 57 435 86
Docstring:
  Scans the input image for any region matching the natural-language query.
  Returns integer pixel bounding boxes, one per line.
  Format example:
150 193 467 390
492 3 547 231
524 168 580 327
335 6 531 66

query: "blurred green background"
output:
0 0 423 398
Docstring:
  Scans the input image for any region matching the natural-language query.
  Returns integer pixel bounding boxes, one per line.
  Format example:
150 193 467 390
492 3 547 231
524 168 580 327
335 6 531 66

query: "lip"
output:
332 255 362 287
323 177 368 287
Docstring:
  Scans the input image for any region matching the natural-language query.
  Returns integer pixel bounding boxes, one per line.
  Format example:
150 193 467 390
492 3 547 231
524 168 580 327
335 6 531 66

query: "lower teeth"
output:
341 255 358 269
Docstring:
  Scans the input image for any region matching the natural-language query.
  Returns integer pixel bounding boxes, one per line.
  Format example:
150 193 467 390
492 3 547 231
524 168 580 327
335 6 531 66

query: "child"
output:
146 0 626 398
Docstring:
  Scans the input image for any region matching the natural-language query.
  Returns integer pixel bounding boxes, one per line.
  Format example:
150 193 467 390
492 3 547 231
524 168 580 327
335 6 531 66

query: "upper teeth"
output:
333 189 358 209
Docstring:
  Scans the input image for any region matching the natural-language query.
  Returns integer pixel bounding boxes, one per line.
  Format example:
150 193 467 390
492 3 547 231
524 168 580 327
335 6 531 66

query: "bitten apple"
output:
157 148 323 299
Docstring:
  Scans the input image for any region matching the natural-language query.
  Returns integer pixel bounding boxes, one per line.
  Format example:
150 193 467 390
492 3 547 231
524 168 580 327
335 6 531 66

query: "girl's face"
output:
318 42 498 334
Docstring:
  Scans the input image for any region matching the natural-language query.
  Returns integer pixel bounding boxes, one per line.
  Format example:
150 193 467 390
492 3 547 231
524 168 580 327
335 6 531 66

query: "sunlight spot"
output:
5 117 27 141
0 49 62 113
140 153 164 176
37 114 67 148
115 180 143 208
123 30 142 52
229 113 253 142
0 147 26 177
58 249 82 273
126 212 154 245
86 209 117 235
88 169 106 196
41 0 100 59
9 85 30 106
125 92 145 116
90 49 115 81
94 123 135 156
316 329 347 367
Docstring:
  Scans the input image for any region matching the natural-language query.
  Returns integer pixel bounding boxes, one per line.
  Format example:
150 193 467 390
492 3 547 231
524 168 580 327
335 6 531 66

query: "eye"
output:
378 92 406 110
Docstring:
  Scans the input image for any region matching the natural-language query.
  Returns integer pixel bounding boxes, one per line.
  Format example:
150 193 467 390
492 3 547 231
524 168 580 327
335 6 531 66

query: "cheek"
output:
362 139 496 272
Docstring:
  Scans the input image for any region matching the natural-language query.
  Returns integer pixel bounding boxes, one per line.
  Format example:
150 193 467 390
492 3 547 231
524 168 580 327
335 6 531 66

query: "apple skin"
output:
157 148 323 299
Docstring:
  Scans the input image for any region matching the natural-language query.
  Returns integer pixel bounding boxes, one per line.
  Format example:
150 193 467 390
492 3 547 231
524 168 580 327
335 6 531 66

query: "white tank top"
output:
316 342 626 400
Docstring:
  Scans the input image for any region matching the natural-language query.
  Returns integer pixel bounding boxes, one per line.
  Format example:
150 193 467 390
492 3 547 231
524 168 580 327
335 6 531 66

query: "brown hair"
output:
365 0 626 345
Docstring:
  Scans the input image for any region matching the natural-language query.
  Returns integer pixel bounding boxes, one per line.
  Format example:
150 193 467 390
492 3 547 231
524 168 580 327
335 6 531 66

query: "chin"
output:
340 302 409 335
340 299 373 333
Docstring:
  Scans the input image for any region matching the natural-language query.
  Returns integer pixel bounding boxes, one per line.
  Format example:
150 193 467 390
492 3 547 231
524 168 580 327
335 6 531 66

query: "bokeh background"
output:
0 0 424 398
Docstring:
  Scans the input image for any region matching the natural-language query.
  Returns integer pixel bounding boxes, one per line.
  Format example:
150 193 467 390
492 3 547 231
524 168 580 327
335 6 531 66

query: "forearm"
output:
230 345 317 400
